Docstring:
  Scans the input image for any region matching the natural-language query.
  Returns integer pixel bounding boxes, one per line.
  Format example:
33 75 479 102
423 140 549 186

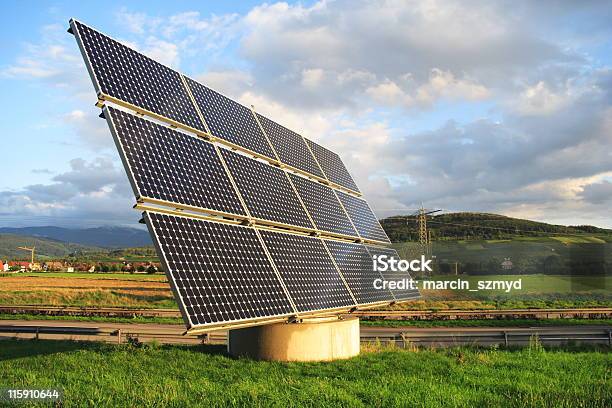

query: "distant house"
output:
501 258 513 270
45 261 64 271
67 266 74 273
9 261 30 271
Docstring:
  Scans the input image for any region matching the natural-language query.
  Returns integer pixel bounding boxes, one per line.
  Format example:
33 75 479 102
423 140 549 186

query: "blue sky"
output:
1 1 611 228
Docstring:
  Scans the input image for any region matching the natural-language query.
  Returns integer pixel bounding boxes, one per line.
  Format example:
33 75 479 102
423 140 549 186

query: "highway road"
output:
1 319 610 347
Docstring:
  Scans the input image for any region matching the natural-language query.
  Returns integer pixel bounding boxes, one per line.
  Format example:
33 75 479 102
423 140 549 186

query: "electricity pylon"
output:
414 205 440 276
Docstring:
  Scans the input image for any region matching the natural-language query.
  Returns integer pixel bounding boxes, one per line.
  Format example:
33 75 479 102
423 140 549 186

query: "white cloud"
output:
512 81 572 115
195 70 253 98
301 68 325 90
62 108 110 149
415 69 490 104
0 157 134 227
3 1 612 228
366 80 414 107
142 38 180 68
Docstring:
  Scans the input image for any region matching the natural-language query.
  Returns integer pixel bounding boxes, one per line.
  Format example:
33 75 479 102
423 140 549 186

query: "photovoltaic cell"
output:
288 174 357 237
146 212 294 327
324 241 394 304
366 246 420 301
336 191 390 243
259 231 356 312
220 149 313 229
185 77 276 159
71 20 204 132
106 107 246 217
256 113 324 178
305 139 360 193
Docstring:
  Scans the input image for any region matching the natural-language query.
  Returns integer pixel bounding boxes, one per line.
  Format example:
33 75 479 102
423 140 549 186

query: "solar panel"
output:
288 173 357 237
72 19 419 332
305 139 360 193
185 77 276 160
106 106 246 217
365 246 420 301
336 191 391 243
146 212 295 328
70 20 205 132
259 231 356 312
220 149 314 230
256 113 325 178
324 241 394 305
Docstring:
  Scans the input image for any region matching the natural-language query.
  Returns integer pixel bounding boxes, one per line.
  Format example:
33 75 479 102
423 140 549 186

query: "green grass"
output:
17 272 167 281
360 318 612 328
0 313 184 325
424 274 612 296
0 290 178 309
551 236 606 244
0 340 609 407
2 273 609 312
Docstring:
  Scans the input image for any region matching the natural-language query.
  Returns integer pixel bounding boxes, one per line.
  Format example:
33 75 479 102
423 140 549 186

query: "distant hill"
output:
380 212 612 242
0 234 103 260
0 226 152 248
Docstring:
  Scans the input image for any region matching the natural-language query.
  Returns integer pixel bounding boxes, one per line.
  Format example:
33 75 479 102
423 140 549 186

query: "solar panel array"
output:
256 113 325 178
259 231 355 312
306 139 361 193
147 212 294 325
71 19 418 332
336 191 391 243
185 77 277 160
288 173 356 237
72 20 204 132
324 241 394 305
220 149 314 230
106 106 246 217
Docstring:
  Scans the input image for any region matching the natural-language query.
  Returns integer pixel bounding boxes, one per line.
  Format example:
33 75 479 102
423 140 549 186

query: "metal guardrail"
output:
353 308 612 320
1 325 610 347
2 305 611 320
0 325 226 345
378 329 612 347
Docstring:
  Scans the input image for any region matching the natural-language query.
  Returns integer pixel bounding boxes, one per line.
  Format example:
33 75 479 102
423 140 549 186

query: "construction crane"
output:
17 246 35 264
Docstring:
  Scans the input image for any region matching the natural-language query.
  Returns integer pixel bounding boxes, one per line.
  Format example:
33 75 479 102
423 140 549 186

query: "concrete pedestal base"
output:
227 317 360 361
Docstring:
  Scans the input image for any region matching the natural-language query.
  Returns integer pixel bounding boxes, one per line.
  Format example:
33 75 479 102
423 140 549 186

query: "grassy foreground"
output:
0 340 609 407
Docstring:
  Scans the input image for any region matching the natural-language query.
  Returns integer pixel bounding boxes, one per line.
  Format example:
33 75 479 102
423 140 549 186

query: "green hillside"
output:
0 234 103 260
381 212 612 242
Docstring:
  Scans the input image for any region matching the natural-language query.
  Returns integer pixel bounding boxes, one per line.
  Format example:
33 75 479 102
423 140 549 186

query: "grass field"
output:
393 238 612 276
389 274 612 310
18 272 167 281
0 274 176 309
359 318 612 328
0 340 609 407
1 272 609 310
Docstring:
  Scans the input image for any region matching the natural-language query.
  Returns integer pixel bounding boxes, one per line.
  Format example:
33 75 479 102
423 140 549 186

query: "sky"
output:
0 0 611 229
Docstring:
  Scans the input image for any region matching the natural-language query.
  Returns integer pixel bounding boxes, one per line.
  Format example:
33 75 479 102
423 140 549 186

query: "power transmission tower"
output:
414 205 440 276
